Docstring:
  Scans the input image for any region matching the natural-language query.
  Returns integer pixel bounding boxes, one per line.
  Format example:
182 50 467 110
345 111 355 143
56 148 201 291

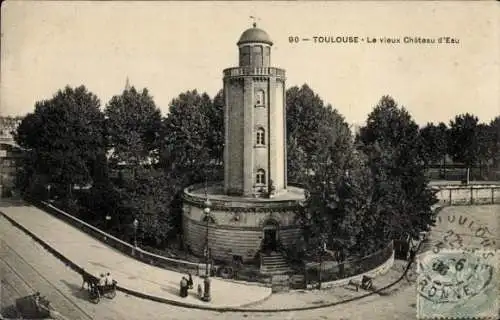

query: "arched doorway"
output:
262 219 279 253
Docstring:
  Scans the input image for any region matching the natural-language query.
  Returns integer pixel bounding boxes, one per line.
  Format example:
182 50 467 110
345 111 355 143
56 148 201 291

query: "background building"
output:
0 116 24 198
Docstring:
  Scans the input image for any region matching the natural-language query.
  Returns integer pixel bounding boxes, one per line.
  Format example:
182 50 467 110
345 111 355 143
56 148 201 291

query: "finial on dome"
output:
250 15 259 28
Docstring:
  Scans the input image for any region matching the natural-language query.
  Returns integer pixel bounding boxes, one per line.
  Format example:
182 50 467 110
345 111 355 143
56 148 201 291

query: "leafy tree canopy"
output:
161 89 222 183
286 84 351 183
358 96 437 241
448 113 480 167
14 85 107 199
419 122 448 166
105 87 163 167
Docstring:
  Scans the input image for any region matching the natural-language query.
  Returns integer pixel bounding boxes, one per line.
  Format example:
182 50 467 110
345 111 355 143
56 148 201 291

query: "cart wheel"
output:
107 289 116 299
90 295 100 304
90 290 100 304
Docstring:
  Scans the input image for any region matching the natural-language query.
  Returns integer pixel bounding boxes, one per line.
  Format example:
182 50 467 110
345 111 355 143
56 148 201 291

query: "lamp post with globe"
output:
202 197 212 302
46 184 51 201
133 218 139 248
105 214 111 230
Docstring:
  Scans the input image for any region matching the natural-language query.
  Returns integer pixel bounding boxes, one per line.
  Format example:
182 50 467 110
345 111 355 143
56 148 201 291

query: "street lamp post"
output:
105 215 111 231
133 218 139 248
318 240 325 290
202 198 212 302
46 184 51 201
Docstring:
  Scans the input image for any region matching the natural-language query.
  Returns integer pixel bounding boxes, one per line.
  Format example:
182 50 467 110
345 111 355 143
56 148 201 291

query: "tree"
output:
286 84 351 183
358 96 437 242
14 86 107 201
488 116 500 169
286 85 379 257
161 90 222 183
419 122 448 167
204 89 225 167
298 145 376 257
114 167 180 245
105 87 163 168
477 123 493 178
448 113 480 168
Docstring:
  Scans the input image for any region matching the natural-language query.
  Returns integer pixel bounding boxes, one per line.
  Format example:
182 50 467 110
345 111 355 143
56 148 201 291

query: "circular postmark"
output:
415 206 498 318
417 250 495 303
430 213 497 254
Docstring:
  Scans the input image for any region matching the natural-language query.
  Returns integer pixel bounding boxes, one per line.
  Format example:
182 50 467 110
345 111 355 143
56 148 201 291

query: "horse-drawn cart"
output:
88 280 117 304
81 270 117 304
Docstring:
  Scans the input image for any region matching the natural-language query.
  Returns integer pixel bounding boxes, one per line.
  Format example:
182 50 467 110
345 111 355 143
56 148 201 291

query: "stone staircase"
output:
260 252 292 275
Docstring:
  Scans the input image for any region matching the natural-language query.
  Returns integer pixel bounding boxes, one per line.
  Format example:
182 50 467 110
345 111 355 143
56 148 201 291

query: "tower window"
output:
256 169 266 185
256 128 265 146
255 90 265 107
253 45 263 67
240 46 250 66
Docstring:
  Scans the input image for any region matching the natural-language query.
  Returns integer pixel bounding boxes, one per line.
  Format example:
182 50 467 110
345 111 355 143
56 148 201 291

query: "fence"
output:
426 167 500 181
33 200 201 275
304 241 394 285
433 185 500 206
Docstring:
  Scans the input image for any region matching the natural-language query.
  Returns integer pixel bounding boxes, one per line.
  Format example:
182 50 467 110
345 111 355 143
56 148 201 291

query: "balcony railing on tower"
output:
223 67 286 78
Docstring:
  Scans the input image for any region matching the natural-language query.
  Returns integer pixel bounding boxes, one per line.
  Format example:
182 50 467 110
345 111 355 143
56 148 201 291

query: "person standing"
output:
105 272 114 286
187 273 193 289
180 277 188 297
98 273 106 294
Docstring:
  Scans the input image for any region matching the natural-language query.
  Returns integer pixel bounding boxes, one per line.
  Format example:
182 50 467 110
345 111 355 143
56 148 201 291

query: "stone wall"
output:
182 203 302 263
312 251 395 290
434 185 500 206
184 203 299 227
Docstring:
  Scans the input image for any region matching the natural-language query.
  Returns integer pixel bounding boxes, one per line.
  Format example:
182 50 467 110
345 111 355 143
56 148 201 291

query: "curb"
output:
0 209 413 312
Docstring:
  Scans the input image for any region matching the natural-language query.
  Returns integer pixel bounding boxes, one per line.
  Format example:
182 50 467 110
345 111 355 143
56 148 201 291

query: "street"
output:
0 212 415 320
1 204 498 319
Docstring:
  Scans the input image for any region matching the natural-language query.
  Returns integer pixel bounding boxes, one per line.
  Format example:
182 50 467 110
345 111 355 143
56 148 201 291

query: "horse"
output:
81 269 98 290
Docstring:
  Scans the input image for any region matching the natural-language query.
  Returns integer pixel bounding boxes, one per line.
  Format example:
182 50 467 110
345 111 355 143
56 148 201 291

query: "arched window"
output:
255 90 265 107
256 128 265 146
256 169 266 185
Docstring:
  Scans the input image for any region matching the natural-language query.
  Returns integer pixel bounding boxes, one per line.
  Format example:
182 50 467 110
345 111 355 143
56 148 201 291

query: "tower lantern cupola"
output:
237 23 273 68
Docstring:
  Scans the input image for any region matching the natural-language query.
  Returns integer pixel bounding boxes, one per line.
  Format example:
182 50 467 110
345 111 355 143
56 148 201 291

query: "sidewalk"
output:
0 202 272 310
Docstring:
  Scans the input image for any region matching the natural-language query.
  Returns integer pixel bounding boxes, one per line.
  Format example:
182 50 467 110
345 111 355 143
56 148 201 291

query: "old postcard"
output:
1 1 498 319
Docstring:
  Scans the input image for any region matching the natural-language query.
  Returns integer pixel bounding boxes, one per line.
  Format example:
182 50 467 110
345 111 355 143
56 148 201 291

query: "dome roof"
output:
237 24 273 46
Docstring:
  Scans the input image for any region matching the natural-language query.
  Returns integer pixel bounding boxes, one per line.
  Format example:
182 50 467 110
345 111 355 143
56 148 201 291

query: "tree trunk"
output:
442 156 446 178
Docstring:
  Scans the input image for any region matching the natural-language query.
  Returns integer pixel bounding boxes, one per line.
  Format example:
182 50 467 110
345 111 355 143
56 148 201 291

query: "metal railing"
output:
34 200 201 274
304 241 394 285
223 67 286 78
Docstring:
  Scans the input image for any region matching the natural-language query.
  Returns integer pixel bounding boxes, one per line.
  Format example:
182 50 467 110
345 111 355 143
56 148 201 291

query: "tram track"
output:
0 269 25 319
0 239 93 320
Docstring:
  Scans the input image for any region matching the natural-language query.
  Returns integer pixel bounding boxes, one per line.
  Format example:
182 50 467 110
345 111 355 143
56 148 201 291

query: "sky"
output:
1 1 499 126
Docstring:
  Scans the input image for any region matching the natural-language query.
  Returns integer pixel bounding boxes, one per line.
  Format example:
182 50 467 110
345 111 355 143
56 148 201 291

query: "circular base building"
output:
183 183 305 264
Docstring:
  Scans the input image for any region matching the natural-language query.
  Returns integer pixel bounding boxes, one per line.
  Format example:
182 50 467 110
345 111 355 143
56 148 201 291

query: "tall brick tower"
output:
183 24 304 268
223 23 287 197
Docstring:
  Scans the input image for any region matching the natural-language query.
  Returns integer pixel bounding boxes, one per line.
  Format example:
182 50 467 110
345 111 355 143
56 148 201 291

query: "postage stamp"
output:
416 249 498 319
